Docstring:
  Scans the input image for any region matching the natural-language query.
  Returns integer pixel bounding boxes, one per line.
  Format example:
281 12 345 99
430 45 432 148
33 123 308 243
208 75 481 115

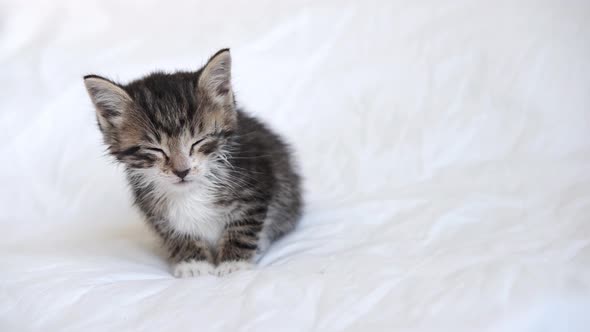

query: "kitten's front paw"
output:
215 261 254 277
173 260 215 278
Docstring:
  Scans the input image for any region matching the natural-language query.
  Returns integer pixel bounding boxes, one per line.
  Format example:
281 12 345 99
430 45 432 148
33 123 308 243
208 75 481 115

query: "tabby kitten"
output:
84 49 302 277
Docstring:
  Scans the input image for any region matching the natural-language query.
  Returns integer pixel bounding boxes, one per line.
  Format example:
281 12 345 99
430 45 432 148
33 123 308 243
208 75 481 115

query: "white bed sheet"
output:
1 0 589 331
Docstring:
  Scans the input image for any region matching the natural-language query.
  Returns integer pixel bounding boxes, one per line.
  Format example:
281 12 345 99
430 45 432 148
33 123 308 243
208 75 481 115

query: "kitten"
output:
83 49 302 277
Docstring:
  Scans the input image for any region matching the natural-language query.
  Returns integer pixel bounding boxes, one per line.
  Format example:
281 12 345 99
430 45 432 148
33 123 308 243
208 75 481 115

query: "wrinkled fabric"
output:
1 0 589 331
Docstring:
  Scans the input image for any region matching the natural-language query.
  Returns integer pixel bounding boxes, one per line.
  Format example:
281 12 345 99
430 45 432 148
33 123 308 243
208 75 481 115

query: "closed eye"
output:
145 147 168 159
190 138 206 154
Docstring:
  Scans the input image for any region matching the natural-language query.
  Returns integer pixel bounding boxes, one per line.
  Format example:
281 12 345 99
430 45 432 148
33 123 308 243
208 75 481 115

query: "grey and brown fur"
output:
83 49 302 277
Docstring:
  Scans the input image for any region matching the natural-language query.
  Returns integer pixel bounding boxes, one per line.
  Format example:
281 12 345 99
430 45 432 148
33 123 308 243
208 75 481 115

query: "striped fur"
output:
84 49 302 277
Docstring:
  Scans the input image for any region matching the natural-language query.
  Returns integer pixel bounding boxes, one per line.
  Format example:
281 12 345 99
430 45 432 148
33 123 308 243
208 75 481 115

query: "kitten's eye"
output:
145 147 168 159
190 138 206 154
192 138 206 147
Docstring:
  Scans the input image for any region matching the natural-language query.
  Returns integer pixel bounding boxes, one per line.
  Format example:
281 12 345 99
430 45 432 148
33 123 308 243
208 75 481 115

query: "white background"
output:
1 0 589 331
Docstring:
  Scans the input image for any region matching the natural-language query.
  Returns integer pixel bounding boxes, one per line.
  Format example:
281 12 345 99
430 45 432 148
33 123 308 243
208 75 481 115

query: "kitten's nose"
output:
173 168 190 180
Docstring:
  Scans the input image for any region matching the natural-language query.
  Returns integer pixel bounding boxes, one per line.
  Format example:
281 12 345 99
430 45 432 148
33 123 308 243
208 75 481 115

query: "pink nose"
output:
173 168 190 179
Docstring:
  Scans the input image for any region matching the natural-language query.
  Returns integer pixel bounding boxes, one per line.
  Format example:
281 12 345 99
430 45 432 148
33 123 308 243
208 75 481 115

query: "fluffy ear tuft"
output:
198 49 233 105
83 75 132 131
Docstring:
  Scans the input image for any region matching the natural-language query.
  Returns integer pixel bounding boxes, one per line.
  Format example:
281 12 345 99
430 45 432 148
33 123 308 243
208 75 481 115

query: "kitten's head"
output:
84 49 235 190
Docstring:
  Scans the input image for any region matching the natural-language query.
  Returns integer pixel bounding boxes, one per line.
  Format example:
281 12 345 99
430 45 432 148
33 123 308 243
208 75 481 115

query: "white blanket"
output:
1 1 589 331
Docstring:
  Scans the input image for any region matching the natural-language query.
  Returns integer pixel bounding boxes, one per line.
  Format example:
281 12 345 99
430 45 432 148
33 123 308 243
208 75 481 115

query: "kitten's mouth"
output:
175 180 192 186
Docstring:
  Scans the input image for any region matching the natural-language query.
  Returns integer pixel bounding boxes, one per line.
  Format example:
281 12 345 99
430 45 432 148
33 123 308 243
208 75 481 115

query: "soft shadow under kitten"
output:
83 49 302 277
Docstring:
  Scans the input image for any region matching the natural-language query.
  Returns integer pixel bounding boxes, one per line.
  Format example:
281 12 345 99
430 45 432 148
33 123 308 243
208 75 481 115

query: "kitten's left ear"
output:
198 48 234 106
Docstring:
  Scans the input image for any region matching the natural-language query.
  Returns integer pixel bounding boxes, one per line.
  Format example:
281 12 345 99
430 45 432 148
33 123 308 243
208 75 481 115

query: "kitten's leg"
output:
167 237 215 278
215 207 266 276
150 220 214 278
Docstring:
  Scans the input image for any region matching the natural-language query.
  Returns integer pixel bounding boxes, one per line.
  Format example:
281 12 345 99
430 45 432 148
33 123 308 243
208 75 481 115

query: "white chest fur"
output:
163 188 228 245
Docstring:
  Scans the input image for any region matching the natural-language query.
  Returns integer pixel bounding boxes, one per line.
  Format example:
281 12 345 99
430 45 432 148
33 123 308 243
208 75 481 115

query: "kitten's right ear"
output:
83 75 132 131
198 49 233 107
